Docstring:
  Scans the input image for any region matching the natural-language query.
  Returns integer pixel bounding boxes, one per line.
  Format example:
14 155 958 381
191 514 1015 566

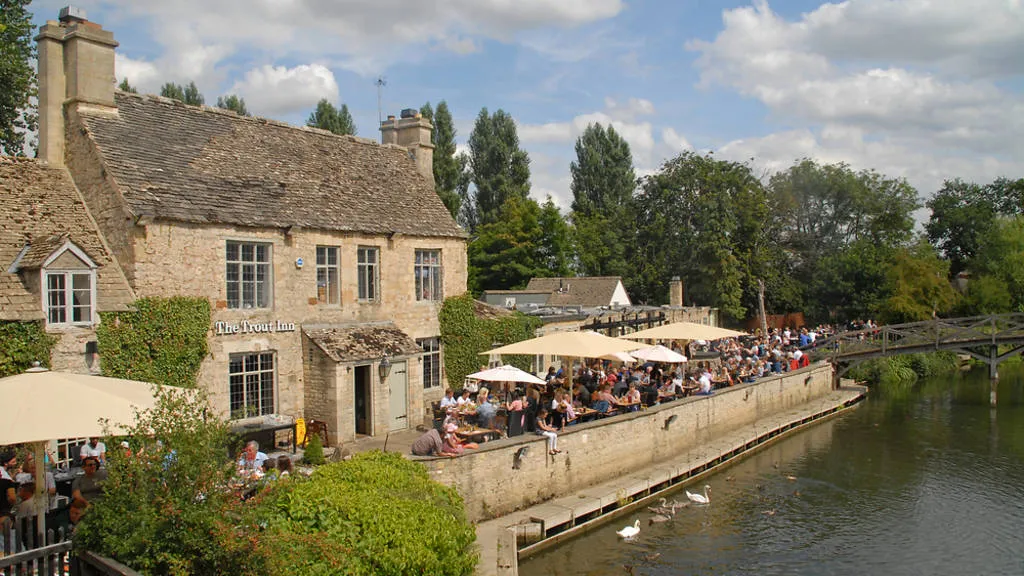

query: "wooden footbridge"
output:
810 313 1024 385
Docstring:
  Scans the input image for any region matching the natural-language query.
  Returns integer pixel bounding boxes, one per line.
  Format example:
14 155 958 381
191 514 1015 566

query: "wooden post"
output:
990 345 999 407
757 279 768 337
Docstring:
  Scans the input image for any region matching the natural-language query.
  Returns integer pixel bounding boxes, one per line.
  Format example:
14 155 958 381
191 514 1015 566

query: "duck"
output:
762 509 776 516
616 519 641 538
686 484 711 504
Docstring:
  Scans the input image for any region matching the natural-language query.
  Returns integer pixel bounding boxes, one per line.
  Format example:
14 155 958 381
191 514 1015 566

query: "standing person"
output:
80 437 107 465
535 408 560 455
1 450 18 535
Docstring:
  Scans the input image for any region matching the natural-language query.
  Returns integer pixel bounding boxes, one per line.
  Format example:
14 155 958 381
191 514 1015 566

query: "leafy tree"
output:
466 108 530 229
117 78 138 94
570 123 636 277
306 99 357 136
160 81 204 106
421 101 462 220
879 237 958 324
960 275 1013 315
969 216 1024 312
810 239 893 322
215 94 249 116
468 196 549 293
538 196 573 276
0 0 37 156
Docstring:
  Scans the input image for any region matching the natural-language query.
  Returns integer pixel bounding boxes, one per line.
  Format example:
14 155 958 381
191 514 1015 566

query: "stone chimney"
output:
380 108 434 182
669 276 684 307
35 6 118 166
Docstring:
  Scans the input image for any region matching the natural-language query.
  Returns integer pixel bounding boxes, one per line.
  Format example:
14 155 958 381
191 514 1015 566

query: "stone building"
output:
481 276 632 310
21 9 467 444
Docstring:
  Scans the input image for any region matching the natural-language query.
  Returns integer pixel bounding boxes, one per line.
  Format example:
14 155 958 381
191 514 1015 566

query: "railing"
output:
0 520 72 576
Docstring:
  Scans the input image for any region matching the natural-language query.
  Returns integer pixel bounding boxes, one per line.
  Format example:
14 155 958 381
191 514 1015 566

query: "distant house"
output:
15 9 467 444
481 276 632 310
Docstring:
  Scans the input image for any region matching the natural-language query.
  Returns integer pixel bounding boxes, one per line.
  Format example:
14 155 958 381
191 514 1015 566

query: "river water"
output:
519 366 1024 576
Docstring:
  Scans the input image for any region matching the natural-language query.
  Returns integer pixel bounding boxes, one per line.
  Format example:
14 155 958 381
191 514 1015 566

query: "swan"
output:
668 499 688 512
686 484 711 504
616 519 641 538
646 498 668 513
648 514 671 525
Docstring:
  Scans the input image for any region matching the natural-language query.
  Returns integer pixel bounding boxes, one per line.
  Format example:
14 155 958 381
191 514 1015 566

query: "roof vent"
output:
400 108 417 119
59 6 88 23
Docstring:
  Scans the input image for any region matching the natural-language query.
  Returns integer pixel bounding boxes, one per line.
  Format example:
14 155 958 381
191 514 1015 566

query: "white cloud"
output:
662 128 692 154
115 54 160 92
688 0 1024 197
439 36 481 55
229 64 339 116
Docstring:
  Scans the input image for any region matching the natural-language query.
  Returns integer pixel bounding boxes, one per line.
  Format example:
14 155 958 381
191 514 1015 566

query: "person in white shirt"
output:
456 389 472 406
698 371 713 395
439 389 457 410
80 438 107 464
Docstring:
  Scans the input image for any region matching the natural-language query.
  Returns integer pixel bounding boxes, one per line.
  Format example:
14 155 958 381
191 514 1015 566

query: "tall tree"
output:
538 197 574 277
160 81 204 106
455 152 476 231
118 78 138 94
466 108 530 229
468 196 548 293
879 237 958 324
307 99 356 136
570 123 636 278
215 94 250 116
421 101 461 220
0 0 37 156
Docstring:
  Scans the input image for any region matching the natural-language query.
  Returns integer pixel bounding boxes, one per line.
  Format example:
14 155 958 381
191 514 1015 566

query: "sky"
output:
31 0 1024 213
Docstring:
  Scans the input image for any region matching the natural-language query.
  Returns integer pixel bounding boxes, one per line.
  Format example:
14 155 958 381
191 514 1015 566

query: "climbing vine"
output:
439 293 542 388
0 321 57 377
97 297 210 388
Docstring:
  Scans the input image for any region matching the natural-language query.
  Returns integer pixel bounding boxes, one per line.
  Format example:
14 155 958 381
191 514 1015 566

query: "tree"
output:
117 78 138 94
160 81 204 106
969 216 1024 312
215 94 249 116
810 239 893 322
570 123 636 277
0 0 37 156
307 99 357 136
537 196 573 277
468 196 548 293
878 237 958 324
466 108 531 229
421 101 462 220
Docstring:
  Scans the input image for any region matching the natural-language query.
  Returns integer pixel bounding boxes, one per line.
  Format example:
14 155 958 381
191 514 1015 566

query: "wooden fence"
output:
0 518 73 576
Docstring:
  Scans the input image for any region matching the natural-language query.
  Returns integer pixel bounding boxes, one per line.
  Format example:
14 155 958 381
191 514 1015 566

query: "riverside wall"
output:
419 362 835 522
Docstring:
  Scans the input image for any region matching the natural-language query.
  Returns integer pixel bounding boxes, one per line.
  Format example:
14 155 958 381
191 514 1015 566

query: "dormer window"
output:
9 237 99 328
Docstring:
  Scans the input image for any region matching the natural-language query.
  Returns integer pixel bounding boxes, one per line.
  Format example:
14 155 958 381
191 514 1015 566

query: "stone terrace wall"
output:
420 362 834 522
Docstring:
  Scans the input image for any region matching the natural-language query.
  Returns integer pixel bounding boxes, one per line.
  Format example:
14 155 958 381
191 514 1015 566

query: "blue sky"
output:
32 0 1024 211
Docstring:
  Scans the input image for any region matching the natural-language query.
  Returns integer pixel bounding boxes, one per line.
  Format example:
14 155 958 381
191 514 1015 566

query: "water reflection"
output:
520 366 1024 576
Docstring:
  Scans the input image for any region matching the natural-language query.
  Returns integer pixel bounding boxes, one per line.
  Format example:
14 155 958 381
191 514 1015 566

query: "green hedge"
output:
96 297 210 388
847 351 960 388
0 321 57 377
439 293 542 388
254 451 477 575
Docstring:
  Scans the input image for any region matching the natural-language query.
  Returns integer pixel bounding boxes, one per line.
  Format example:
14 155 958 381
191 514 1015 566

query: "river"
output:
519 365 1024 576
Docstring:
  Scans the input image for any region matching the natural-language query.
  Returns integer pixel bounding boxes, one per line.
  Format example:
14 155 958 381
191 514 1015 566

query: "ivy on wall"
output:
97 297 211 388
0 321 57 377
439 293 542 388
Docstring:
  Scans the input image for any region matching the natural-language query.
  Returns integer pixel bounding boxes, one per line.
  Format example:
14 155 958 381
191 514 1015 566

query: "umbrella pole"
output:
33 441 46 547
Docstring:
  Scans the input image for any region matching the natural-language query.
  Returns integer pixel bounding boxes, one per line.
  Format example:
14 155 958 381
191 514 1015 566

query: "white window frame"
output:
315 245 341 306
357 246 380 302
226 241 273 309
40 242 98 328
55 437 87 468
414 249 443 302
229 351 277 419
418 337 442 389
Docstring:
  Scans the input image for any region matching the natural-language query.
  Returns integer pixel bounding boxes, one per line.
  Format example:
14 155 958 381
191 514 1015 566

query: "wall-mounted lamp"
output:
663 414 678 430
85 340 99 369
378 354 392 382
513 445 530 469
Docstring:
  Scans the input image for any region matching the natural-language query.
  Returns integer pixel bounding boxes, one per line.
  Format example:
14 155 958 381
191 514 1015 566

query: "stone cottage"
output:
27 9 467 444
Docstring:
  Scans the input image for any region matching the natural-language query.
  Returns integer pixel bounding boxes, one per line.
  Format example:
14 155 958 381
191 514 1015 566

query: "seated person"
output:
68 499 88 534
572 382 591 408
71 456 107 506
592 385 616 413
261 457 278 480
476 387 497 428
411 428 451 457
658 378 677 401
237 440 268 472
80 437 107 465
535 407 560 455
15 480 47 520
277 455 294 477
456 389 473 406
698 371 713 395
623 383 642 406
439 388 458 410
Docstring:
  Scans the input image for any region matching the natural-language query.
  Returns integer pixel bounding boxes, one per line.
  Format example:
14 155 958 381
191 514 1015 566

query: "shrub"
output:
252 451 477 576
0 321 56 377
303 433 324 466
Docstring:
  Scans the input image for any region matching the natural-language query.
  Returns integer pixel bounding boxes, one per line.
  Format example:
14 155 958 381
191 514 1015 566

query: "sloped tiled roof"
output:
75 92 465 238
526 276 626 307
304 322 423 363
0 157 134 321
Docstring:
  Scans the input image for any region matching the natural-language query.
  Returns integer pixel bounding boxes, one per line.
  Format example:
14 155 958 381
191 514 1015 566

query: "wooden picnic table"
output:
455 426 502 443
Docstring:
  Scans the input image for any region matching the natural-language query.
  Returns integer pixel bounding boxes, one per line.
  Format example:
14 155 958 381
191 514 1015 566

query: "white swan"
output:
616 519 641 538
686 484 711 504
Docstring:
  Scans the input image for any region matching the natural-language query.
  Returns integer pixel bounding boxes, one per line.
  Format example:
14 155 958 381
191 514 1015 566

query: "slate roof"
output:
75 92 465 238
0 157 134 321
525 276 628 307
304 322 423 363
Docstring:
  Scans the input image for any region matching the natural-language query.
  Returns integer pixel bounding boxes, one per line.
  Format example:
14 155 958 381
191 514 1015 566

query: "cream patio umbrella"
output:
482 331 646 386
466 365 546 386
630 344 688 364
0 365 185 546
599 351 638 364
622 321 746 342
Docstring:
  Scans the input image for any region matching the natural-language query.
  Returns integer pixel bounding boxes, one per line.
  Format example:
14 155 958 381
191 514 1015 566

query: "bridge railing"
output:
808 313 1024 361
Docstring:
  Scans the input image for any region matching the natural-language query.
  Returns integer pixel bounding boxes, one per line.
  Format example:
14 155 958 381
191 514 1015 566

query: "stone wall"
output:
48 325 99 374
419 362 834 522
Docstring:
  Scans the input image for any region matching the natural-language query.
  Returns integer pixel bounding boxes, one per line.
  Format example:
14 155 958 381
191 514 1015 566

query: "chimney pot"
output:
59 6 87 23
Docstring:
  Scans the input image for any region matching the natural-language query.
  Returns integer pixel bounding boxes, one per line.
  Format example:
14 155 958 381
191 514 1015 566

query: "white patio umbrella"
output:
466 364 546 385
0 366 185 546
622 321 746 342
600 351 638 364
482 331 645 386
630 344 688 363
